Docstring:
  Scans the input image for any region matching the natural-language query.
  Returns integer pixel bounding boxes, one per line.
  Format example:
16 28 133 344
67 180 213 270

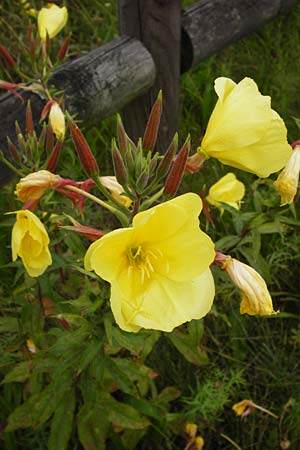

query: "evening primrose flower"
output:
274 144 300 205
49 102 65 140
15 170 60 202
199 77 292 177
38 4 68 41
100 176 132 207
11 210 52 277
223 256 276 315
232 400 255 417
206 173 245 210
85 193 215 332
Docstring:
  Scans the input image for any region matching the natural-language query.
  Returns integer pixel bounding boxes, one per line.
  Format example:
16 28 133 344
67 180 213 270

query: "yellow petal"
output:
206 172 245 209
37 4 68 41
15 170 60 201
110 269 215 332
232 399 254 416
201 77 292 177
49 103 65 140
11 210 52 277
274 145 300 205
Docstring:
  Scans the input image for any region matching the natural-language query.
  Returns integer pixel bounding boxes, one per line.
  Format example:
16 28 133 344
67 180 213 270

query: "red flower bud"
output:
0 44 15 67
142 90 162 151
69 120 99 176
164 135 190 195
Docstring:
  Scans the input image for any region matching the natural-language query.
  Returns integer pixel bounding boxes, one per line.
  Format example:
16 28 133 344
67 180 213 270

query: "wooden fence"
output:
0 0 298 186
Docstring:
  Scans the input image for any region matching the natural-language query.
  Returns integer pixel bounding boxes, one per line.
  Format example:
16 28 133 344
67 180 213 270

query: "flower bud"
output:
142 90 162 151
164 135 190 195
100 176 132 207
15 170 60 201
0 44 15 67
69 120 99 176
156 133 178 179
274 144 300 205
112 139 127 185
49 102 65 140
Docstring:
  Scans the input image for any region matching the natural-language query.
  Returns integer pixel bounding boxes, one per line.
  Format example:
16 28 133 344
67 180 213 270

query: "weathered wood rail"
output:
0 0 298 186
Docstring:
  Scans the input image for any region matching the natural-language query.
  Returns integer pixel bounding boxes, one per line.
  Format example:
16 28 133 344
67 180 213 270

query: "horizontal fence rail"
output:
0 0 298 186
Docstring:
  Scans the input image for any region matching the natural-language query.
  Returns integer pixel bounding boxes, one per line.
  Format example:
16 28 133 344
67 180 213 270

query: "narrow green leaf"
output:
1 361 31 384
0 317 19 333
48 387 75 450
167 331 208 366
77 403 109 450
103 395 150 430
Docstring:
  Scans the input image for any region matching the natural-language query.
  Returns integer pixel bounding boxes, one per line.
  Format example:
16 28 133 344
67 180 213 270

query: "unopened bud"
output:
49 102 65 140
142 90 162 151
116 114 128 157
45 124 54 153
69 120 99 176
112 138 127 185
136 169 149 192
46 140 62 171
164 134 190 195
26 101 34 135
0 44 15 67
7 137 21 163
157 133 178 179
57 35 71 61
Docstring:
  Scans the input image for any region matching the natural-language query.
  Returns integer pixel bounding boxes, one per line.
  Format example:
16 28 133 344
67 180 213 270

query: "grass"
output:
1 1 300 449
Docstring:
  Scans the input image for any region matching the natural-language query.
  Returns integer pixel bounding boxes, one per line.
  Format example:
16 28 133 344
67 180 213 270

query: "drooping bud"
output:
164 134 190 195
100 176 132 207
49 102 65 140
142 90 162 151
157 133 178 179
185 152 206 174
26 101 35 136
57 34 71 61
46 140 62 171
112 138 127 185
69 119 99 176
274 144 300 206
0 44 15 67
15 170 61 201
216 252 277 316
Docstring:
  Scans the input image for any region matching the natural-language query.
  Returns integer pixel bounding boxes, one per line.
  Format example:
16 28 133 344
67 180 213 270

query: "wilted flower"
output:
11 210 52 277
199 77 291 177
222 256 276 315
15 170 60 201
274 145 300 205
26 338 37 354
185 423 197 440
232 400 255 417
37 3 68 41
85 193 215 332
100 176 132 207
206 173 245 210
49 102 65 140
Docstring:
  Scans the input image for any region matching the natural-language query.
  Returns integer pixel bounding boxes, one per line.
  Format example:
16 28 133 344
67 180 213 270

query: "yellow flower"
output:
200 77 292 177
15 170 60 202
49 102 65 140
99 176 132 207
206 173 245 210
85 193 215 332
232 399 254 416
37 3 68 41
185 423 197 439
11 210 52 277
194 436 204 450
223 257 276 315
274 145 300 205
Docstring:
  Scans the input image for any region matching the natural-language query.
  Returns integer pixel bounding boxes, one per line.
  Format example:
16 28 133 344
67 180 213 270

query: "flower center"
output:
127 245 162 284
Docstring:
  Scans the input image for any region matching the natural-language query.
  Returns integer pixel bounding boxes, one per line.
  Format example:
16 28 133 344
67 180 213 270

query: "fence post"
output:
118 0 181 152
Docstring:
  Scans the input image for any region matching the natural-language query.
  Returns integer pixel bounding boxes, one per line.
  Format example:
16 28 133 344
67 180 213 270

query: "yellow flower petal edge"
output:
11 210 52 277
15 170 60 202
206 172 245 210
85 193 216 332
274 144 300 205
37 3 68 41
200 77 292 177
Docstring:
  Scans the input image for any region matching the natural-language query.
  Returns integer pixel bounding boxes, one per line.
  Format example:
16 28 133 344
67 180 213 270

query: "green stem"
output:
0 151 23 177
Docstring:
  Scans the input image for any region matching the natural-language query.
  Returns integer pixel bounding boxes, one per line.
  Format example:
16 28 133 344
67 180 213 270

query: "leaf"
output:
1 361 31 384
157 386 181 404
105 357 136 395
48 387 75 450
167 330 208 366
0 317 19 333
102 395 150 430
76 340 103 376
77 403 109 450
